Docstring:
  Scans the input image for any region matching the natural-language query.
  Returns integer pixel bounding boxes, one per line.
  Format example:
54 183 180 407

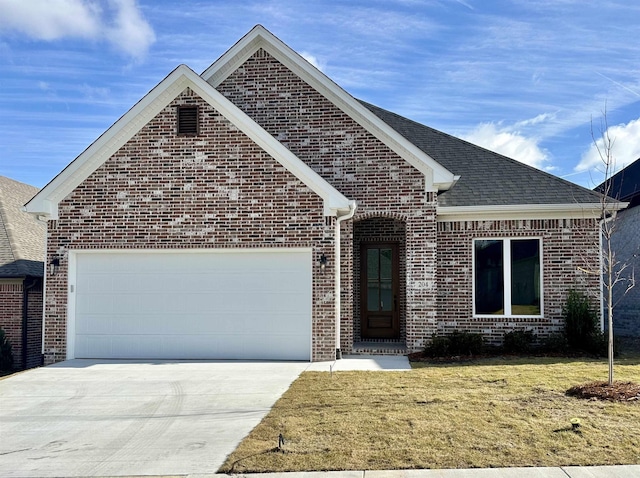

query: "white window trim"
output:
472 237 543 318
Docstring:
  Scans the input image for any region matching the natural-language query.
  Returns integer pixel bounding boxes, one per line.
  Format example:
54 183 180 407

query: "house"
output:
26 26 616 364
0 176 45 369
597 157 640 336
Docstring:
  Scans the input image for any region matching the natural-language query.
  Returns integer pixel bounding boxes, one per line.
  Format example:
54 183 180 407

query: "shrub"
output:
0 329 13 371
541 333 569 353
563 289 599 350
424 330 484 357
503 329 537 354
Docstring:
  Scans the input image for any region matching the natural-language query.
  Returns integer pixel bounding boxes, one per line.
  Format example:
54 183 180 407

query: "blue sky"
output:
1 0 639 190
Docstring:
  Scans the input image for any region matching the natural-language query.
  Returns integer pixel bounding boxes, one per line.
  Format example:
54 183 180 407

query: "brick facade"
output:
437 218 601 343
0 279 43 369
39 43 606 363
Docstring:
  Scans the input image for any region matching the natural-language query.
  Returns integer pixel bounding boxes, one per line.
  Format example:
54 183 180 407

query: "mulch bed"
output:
566 381 640 402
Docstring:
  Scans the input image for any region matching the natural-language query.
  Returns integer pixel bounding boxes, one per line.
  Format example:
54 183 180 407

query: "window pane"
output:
380 281 393 311
367 281 379 311
380 249 392 280
367 249 379 280
511 239 541 315
475 240 504 314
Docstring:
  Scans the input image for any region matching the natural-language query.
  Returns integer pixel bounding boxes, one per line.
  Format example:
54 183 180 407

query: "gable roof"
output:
596 157 640 207
201 25 457 192
25 65 352 220
360 101 616 217
0 176 45 277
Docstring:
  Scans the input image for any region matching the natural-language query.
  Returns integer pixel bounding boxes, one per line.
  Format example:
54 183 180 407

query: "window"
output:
473 238 541 316
177 106 198 135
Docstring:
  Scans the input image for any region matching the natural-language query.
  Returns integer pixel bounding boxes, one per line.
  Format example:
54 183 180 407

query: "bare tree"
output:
591 111 635 385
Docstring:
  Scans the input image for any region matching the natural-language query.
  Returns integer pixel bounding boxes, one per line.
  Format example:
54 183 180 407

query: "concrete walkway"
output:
305 354 412 371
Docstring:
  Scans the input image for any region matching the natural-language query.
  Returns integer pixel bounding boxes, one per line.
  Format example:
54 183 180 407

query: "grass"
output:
219 353 640 473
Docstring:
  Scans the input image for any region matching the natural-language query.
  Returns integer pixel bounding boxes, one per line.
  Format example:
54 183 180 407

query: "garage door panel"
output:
73 250 312 360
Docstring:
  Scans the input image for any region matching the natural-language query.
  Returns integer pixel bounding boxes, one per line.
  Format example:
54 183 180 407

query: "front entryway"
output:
360 243 400 339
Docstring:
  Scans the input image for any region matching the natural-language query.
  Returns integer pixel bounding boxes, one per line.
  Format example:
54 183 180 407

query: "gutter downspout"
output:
335 201 357 360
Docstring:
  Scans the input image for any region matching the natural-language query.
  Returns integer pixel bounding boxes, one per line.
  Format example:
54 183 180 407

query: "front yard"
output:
220 352 640 473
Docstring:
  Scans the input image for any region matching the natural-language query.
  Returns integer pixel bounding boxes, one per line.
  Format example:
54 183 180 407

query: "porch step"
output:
351 341 408 356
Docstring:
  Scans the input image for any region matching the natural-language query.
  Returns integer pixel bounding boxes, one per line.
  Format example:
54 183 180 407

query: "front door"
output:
360 243 399 339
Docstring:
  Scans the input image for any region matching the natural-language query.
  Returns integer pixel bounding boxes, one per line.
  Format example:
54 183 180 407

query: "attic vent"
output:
177 106 198 135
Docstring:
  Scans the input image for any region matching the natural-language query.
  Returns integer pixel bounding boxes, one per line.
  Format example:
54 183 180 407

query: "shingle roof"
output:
596 157 640 206
360 101 605 208
0 176 45 277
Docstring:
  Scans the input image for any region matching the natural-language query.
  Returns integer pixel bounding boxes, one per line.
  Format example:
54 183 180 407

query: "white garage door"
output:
70 250 312 360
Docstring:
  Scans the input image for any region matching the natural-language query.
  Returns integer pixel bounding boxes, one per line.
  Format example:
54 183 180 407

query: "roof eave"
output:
436 203 627 222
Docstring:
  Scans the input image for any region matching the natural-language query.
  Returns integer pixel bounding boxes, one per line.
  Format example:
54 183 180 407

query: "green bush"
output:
503 329 537 354
0 329 13 371
561 289 612 356
540 333 569 353
563 289 599 350
424 330 484 357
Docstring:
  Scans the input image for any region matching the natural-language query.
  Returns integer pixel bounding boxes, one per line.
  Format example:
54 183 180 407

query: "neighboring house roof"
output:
0 176 45 277
361 101 608 212
25 65 352 219
596 157 640 208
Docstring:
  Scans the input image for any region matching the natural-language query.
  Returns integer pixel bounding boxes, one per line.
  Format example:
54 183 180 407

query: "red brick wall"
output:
26 282 43 368
218 49 438 352
0 282 22 368
437 218 601 343
44 89 336 364
0 280 42 369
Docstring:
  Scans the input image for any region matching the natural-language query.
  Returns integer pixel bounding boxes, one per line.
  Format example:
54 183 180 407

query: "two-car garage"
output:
67 249 312 361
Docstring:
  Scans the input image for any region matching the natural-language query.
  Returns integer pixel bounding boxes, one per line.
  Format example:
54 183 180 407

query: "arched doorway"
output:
353 216 406 345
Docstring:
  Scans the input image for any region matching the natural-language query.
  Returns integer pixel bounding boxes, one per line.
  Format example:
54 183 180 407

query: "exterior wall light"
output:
319 254 328 270
49 257 60 276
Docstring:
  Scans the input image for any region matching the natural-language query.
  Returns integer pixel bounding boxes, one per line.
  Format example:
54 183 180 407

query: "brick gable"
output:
44 89 337 363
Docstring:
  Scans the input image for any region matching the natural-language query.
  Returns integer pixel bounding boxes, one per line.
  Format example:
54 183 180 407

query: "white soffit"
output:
201 25 456 192
24 65 351 219
435 203 627 222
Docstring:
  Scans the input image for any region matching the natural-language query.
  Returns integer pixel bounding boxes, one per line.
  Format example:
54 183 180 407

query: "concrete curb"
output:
185 465 640 478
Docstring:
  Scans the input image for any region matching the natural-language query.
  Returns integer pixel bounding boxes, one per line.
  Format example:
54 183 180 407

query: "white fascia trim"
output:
436 203 628 222
201 25 456 192
25 65 351 219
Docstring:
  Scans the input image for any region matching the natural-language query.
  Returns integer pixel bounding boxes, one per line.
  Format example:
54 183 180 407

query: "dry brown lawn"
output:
219 354 640 473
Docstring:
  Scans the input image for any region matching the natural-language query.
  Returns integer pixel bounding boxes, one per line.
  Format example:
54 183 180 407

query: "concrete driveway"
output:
0 359 310 477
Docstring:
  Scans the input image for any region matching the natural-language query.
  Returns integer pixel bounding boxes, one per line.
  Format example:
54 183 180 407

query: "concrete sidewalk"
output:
196 465 640 477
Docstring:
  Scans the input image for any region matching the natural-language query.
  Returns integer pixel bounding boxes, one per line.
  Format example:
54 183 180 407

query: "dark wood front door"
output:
360 243 400 339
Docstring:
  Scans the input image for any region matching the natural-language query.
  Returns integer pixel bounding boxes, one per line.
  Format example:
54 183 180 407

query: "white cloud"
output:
300 52 324 71
0 0 100 39
575 117 640 174
0 0 155 59
105 0 155 60
463 122 551 170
